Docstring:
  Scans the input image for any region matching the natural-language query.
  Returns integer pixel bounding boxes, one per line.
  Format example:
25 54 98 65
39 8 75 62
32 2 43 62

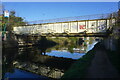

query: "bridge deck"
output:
15 32 108 37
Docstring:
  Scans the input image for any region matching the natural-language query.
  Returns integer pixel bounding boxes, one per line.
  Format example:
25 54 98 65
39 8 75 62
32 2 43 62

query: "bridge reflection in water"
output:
3 37 100 79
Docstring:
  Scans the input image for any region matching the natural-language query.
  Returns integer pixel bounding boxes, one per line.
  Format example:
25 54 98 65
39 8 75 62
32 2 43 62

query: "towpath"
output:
86 48 119 78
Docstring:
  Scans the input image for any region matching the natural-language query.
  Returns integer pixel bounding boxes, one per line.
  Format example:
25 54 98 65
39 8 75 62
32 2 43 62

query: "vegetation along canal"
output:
3 37 100 80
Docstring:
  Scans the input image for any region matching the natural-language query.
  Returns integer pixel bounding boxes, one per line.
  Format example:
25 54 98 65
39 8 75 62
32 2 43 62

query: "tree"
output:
2 10 27 32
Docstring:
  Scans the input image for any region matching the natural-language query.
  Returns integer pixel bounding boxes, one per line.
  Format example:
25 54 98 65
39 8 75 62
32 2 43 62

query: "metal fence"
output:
28 12 117 24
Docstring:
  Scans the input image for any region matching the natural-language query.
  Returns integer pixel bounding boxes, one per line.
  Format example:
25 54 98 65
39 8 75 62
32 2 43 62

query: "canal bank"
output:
60 42 100 79
2 32 18 48
61 37 120 79
61 13 120 79
3 37 98 80
2 28 120 79
3 31 120 79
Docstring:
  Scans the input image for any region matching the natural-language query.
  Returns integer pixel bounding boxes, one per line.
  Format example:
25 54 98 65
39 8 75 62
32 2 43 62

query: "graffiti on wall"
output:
79 25 85 29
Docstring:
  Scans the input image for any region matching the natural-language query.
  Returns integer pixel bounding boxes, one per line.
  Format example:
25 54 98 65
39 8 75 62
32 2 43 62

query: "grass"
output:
60 39 120 79
60 45 97 80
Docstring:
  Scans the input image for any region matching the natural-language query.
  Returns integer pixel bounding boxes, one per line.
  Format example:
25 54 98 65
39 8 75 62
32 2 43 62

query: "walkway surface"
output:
86 49 119 78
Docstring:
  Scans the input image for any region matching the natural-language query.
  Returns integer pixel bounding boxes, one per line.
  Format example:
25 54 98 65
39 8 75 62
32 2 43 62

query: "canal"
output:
2 37 100 80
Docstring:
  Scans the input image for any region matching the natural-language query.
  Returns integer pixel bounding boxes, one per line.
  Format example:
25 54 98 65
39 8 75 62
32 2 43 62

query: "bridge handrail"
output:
28 12 117 24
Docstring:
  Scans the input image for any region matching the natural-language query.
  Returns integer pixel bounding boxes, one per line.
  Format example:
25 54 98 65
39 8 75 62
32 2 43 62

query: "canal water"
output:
2 37 99 80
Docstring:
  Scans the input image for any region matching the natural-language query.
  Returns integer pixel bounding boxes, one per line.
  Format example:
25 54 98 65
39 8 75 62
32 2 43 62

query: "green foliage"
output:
0 15 2 30
2 10 26 31
47 37 82 53
61 48 95 80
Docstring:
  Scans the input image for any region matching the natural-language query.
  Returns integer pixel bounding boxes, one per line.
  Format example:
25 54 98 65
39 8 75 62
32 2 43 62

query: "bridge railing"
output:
13 19 117 35
13 12 118 35
28 12 117 24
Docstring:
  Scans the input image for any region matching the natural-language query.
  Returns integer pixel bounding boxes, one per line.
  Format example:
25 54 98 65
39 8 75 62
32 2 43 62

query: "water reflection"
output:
35 36 57 54
3 37 98 79
45 50 85 59
4 68 49 79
